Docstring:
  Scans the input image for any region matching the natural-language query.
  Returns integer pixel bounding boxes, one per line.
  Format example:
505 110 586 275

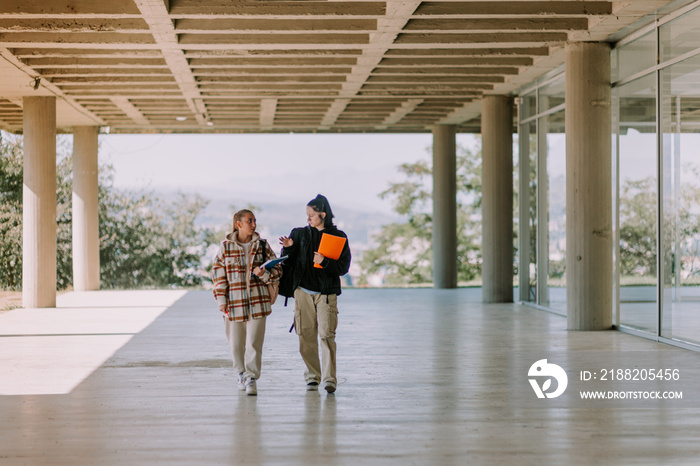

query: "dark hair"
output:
307 194 334 228
232 209 254 233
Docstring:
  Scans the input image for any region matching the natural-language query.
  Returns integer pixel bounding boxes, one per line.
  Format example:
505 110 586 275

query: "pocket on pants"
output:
318 297 338 338
328 294 338 313
294 288 317 332
293 309 302 335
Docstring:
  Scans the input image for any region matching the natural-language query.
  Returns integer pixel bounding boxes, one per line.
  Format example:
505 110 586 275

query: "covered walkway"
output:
1 288 699 465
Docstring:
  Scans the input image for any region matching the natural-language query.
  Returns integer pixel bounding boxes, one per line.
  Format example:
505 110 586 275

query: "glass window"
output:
519 91 537 121
513 132 520 298
660 54 700 345
521 119 538 302
615 74 658 334
612 31 656 83
538 78 565 113
660 6 700 64
517 80 565 313
545 110 566 313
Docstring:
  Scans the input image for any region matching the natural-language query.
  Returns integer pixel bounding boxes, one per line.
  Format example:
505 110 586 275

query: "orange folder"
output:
314 233 346 268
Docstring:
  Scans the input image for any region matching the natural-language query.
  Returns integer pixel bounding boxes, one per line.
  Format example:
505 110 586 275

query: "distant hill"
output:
155 188 399 257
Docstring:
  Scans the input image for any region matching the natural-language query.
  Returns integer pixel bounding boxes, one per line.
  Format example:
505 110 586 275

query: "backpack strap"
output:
259 239 267 263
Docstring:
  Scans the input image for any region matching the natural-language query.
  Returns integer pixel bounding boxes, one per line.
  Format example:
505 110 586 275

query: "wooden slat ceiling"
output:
0 0 675 134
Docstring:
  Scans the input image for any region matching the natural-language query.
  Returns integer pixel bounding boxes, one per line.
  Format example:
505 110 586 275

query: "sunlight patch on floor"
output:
0 290 186 395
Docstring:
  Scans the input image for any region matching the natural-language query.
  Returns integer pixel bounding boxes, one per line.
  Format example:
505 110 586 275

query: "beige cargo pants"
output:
293 288 338 385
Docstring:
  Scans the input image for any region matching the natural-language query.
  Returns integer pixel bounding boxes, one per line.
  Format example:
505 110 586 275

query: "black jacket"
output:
280 225 351 298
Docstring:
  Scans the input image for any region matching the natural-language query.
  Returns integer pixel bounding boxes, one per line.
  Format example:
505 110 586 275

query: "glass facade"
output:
660 6 700 62
544 109 566 313
660 55 700 346
518 93 538 302
611 31 656 83
615 75 658 333
515 3 700 349
612 3 700 348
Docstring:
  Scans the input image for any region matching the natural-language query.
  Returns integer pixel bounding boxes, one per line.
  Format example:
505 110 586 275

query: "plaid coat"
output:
212 232 282 322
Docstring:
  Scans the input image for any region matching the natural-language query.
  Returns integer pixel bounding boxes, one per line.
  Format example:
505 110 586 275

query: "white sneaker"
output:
306 381 319 391
324 381 336 394
245 378 257 396
237 373 246 391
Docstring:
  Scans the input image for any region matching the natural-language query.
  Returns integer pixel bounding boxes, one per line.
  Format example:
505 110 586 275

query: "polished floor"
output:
1 288 700 465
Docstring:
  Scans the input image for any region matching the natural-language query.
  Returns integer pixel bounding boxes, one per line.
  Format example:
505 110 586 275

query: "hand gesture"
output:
253 266 265 277
279 236 293 248
313 252 325 265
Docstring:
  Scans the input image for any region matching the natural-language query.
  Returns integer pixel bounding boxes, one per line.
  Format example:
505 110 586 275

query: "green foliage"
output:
619 168 700 281
619 177 657 276
0 133 23 289
98 188 212 289
361 215 433 285
0 132 214 290
525 133 538 294
358 142 483 286
672 167 700 280
56 138 74 290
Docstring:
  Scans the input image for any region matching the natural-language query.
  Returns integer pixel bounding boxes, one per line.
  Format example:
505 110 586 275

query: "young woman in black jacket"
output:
279 194 351 394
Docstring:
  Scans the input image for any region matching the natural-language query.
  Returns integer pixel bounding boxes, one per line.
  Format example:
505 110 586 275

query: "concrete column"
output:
481 95 514 303
565 42 612 330
72 126 100 291
22 96 57 308
432 124 457 289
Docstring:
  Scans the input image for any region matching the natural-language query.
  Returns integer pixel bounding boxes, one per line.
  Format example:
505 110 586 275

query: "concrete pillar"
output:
432 124 457 289
565 42 613 330
481 95 514 303
72 126 100 291
22 96 57 308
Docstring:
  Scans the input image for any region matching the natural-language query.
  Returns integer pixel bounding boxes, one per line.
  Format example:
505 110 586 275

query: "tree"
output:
0 131 214 290
619 177 657 277
358 142 483 286
56 138 75 290
619 167 700 283
0 133 23 289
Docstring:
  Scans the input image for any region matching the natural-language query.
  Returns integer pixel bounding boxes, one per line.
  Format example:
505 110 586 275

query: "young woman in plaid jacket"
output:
212 209 282 396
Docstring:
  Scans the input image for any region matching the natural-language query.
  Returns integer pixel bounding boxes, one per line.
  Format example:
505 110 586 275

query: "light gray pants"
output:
294 288 338 385
224 316 266 380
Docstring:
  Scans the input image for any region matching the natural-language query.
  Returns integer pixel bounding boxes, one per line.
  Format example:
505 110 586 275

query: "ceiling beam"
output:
259 98 277 130
111 97 150 126
376 98 423 130
168 1 387 17
133 0 206 126
404 18 589 31
320 1 422 130
174 18 378 32
0 46 104 127
414 2 614 16
0 0 141 17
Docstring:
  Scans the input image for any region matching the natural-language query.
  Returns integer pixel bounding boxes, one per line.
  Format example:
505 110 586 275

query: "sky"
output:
99 132 480 215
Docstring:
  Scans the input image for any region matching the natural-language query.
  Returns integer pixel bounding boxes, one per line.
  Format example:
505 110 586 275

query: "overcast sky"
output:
99 132 480 215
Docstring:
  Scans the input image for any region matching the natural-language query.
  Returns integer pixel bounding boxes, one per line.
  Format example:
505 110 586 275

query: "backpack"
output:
277 230 304 307
276 242 297 332
259 240 279 305
278 260 295 307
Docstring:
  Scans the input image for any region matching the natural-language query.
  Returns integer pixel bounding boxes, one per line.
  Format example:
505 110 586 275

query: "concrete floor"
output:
1 288 700 465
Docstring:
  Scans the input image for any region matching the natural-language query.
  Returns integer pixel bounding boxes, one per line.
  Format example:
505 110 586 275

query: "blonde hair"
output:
232 209 254 233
